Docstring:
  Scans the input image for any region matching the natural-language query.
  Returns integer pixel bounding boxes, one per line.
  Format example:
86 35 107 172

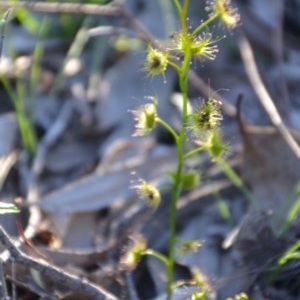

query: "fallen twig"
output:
21 100 74 243
238 32 300 158
270 0 290 121
0 1 121 15
32 100 74 176
0 225 118 300
8 274 58 299
0 151 18 191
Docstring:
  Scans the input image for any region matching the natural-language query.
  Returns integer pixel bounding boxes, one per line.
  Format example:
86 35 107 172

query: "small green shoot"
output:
0 202 19 214
279 181 300 237
268 240 300 284
0 12 50 159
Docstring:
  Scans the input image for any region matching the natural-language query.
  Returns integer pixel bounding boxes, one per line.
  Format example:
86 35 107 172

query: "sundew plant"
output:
122 0 240 299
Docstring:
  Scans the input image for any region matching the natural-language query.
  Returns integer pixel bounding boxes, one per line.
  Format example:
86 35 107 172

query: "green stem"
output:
166 14 192 298
180 0 189 36
168 60 181 73
192 13 219 36
184 146 205 159
157 118 179 141
143 249 169 267
166 150 183 299
172 0 182 15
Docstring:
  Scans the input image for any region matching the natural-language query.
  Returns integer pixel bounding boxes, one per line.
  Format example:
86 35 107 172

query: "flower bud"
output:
175 31 219 60
189 97 222 138
120 234 147 271
206 0 240 29
133 179 161 208
169 170 200 190
205 129 227 159
144 45 169 76
131 97 158 136
178 239 201 255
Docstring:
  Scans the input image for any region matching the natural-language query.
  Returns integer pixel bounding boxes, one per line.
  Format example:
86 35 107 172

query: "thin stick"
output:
0 260 9 299
0 2 121 15
7 275 58 300
0 225 118 300
238 32 300 158
125 272 140 300
11 258 16 300
271 0 290 122
0 8 13 62
21 100 74 242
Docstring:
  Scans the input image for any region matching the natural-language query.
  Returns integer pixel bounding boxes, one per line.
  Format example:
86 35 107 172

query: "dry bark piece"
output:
233 211 300 298
234 211 284 269
0 113 18 156
0 225 119 300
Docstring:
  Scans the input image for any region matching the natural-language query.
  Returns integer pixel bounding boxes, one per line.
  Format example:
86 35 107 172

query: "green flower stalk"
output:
129 0 240 298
